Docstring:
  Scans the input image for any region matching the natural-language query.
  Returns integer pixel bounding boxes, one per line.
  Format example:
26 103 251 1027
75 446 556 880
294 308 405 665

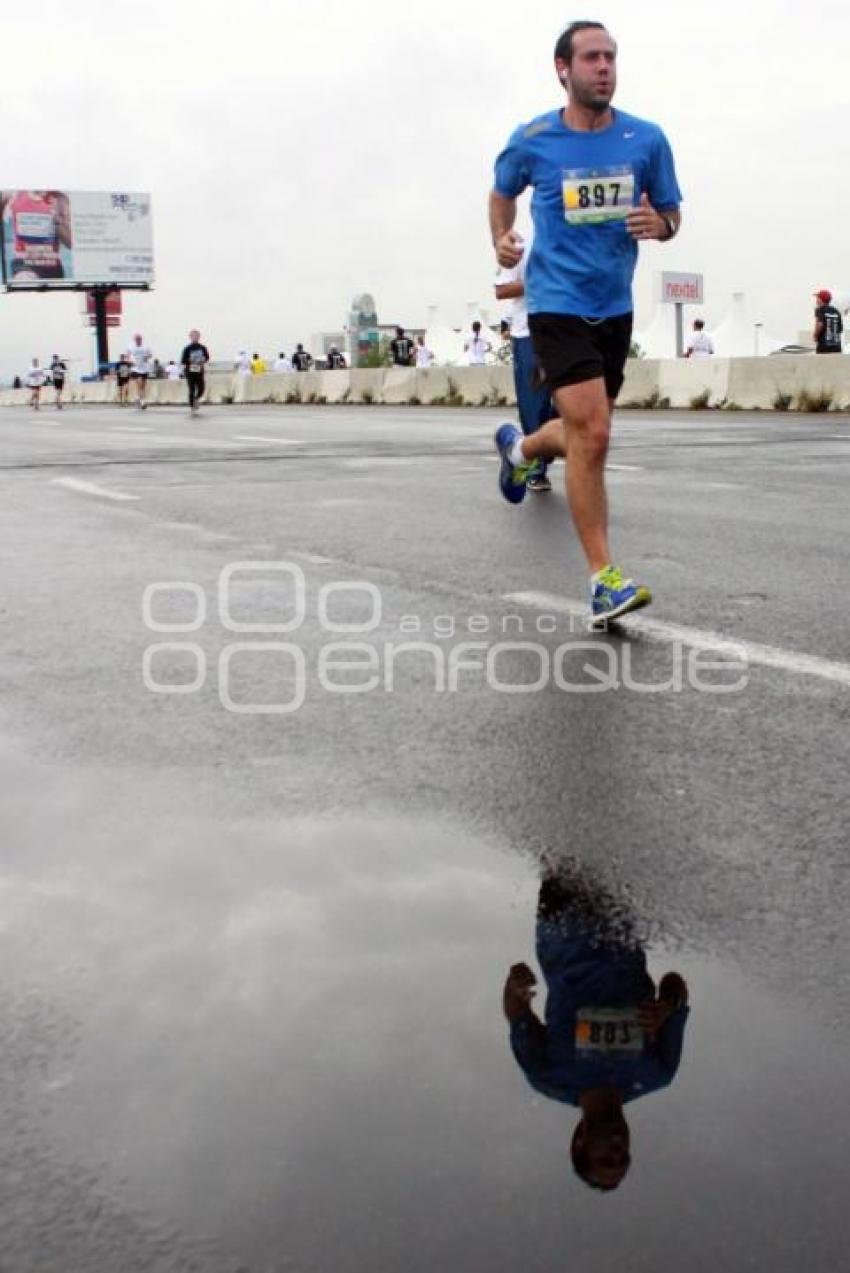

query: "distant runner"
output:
490 21 681 623
26 357 47 409
115 353 132 405
128 333 154 409
181 328 210 415
49 354 68 409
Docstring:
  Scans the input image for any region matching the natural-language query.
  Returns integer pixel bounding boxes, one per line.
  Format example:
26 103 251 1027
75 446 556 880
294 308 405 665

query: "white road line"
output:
503 591 850 688
111 426 153 433
606 463 644 472
51 477 140 502
233 435 306 445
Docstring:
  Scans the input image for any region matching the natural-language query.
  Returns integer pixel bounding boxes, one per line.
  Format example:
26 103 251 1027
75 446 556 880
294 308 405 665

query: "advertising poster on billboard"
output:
0 190 153 289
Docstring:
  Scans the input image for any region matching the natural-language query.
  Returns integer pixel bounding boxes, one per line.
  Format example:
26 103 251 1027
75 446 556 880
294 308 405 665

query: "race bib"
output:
575 1007 644 1055
562 166 634 225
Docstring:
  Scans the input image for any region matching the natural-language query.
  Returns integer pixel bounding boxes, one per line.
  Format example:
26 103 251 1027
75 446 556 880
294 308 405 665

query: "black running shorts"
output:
528 312 633 399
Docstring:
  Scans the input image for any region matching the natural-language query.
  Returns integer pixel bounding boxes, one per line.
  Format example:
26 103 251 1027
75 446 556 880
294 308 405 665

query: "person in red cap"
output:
812 289 843 353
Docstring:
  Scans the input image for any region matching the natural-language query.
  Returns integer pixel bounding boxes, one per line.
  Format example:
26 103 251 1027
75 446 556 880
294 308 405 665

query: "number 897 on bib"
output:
562 165 635 225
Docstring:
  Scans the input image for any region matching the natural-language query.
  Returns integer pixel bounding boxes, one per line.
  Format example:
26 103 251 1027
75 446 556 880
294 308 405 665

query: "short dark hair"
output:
571 1121 629 1193
395 326 404 337
554 21 608 66
694 320 705 330
472 320 481 332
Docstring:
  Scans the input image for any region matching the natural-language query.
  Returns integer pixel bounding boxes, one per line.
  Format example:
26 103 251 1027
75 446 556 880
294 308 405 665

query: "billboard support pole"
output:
92 286 110 378
675 302 684 358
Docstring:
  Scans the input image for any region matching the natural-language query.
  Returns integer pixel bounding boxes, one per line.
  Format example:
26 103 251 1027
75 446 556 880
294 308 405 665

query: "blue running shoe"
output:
590 564 652 625
494 423 543 504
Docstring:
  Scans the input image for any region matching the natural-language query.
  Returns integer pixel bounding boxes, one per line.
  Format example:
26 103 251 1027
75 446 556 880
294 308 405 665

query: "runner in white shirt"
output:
415 336 434 368
464 320 492 365
495 234 555 491
26 358 47 410
128 333 154 409
684 320 714 358
273 351 292 372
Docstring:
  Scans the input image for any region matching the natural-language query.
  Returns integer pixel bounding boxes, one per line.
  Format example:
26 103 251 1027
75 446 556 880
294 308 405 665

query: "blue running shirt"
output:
494 108 682 318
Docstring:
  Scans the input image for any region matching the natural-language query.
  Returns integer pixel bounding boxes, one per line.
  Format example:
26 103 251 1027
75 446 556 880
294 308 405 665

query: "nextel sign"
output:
660 271 704 304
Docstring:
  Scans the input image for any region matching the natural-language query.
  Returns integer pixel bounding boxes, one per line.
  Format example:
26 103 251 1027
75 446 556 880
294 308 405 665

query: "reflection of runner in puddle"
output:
503 865 689 1191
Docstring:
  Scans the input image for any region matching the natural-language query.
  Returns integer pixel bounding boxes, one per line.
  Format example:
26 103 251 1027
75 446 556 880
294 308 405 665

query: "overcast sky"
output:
2 0 849 376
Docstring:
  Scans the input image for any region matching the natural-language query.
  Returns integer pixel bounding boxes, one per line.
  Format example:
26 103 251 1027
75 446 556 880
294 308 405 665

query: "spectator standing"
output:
465 320 492 365
415 335 434 368
273 351 292 372
812 288 843 353
251 352 268 374
389 326 415 366
292 344 313 371
684 319 714 358
166 360 181 379
326 346 346 369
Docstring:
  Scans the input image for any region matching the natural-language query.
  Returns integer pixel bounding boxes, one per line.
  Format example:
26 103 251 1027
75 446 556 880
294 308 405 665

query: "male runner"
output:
495 232 556 491
503 863 689 1192
26 358 47 409
115 353 132 404
490 21 681 622
128 332 153 409
49 354 67 409
181 328 210 415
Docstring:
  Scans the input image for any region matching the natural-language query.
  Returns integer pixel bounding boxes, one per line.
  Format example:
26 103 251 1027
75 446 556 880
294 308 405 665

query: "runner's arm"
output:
489 191 524 268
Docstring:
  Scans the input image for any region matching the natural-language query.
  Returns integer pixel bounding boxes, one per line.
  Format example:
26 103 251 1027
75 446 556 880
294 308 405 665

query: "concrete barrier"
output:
3 356 850 412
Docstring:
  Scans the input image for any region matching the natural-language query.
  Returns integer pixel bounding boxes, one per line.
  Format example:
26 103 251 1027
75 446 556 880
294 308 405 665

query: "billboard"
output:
1 190 153 289
660 271 704 304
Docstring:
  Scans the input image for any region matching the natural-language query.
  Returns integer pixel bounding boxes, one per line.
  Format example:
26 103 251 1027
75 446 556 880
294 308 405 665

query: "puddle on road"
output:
1 781 848 1272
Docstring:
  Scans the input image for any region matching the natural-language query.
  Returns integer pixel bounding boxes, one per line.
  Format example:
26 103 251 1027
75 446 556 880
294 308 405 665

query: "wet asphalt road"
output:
0 402 848 1272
